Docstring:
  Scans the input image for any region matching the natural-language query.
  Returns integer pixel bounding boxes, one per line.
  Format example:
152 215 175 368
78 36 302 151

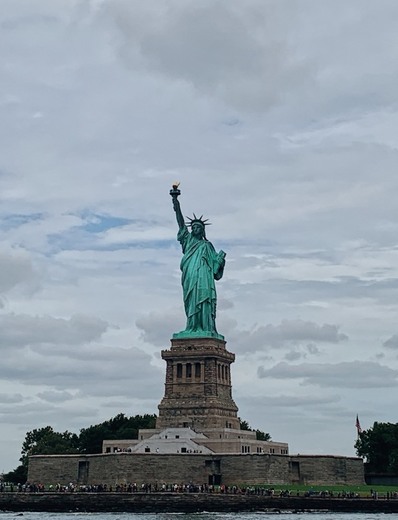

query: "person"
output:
170 187 226 338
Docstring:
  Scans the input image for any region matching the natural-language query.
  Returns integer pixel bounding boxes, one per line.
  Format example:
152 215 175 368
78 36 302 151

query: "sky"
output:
1 0 398 473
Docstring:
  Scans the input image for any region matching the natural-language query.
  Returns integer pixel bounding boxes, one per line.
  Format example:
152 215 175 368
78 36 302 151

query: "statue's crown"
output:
186 214 211 228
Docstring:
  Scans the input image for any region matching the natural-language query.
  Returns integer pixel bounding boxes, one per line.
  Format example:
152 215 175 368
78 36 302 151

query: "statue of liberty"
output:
170 183 226 339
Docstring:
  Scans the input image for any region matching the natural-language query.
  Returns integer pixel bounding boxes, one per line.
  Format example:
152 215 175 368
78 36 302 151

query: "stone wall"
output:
2 492 398 514
28 452 364 487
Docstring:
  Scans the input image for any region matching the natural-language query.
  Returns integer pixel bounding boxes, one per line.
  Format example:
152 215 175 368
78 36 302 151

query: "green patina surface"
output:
170 185 225 340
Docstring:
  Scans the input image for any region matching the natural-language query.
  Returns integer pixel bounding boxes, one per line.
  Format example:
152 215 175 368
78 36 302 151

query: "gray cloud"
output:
0 393 24 404
136 310 185 346
229 319 347 353
257 320 348 344
238 393 341 409
383 335 398 349
306 344 320 355
0 400 99 426
0 344 162 400
258 361 398 388
217 298 234 311
0 313 109 348
105 0 311 112
284 350 303 361
0 250 36 293
37 390 75 403
228 274 398 309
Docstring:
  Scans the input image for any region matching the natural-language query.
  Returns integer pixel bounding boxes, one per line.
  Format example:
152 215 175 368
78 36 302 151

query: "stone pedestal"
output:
156 337 240 431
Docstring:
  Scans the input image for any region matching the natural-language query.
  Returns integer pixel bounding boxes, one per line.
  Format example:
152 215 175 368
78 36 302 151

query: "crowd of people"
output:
1 480 398 499
1 482 243 494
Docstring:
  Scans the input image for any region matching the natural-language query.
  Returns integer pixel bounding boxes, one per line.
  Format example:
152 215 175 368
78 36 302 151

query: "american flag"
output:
355 414 362 435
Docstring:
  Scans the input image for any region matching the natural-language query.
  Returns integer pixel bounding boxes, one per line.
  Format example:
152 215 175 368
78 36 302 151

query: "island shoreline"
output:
1 492 398 513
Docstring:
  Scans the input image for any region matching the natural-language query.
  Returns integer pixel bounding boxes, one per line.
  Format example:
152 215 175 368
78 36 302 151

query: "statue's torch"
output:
170 181 181 198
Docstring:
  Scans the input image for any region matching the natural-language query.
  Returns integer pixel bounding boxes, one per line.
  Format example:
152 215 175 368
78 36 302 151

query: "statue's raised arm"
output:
170 182 185 230
169 182 226 340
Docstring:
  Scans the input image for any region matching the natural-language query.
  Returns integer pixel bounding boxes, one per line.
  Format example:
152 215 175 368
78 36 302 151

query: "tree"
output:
239 419 251 431
2 464 28 484
8 426 79 483
79 413 157 453
255 429 271 441
355 421 398 473
239 417 271 441
20 426 79 466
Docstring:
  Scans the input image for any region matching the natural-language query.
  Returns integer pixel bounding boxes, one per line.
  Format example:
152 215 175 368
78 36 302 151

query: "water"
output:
0 513 391 520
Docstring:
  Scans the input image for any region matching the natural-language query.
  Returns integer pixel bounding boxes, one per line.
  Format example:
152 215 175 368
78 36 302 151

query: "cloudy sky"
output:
1 0 398 473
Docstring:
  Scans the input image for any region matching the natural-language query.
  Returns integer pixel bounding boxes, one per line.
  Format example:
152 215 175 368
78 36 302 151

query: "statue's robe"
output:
178 226 224 334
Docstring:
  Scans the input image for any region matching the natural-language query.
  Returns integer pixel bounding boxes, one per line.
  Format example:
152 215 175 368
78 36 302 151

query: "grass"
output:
255 483 398 497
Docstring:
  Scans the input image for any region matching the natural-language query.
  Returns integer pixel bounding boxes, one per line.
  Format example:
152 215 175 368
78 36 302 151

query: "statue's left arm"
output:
214 249 226 280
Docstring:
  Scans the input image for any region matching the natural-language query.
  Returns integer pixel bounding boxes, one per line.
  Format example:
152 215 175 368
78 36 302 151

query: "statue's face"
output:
192 222 204 238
